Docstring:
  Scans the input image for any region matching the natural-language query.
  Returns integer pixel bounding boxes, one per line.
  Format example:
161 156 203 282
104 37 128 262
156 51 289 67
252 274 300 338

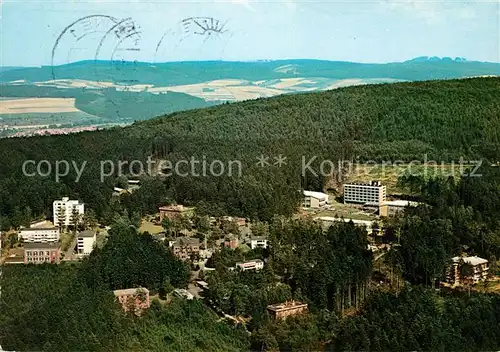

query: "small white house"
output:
302 190 329 208
236 259 264 271
250 236 269 249
173 288 194 300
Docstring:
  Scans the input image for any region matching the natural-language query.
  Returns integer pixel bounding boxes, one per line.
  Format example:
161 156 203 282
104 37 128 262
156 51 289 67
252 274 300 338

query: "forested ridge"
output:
0 77 499 226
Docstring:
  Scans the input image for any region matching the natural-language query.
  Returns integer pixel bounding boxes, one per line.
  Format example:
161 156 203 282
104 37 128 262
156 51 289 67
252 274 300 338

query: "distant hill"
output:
405 56 468 63
0 66 24 73
1 59 499 137
2 59 500 85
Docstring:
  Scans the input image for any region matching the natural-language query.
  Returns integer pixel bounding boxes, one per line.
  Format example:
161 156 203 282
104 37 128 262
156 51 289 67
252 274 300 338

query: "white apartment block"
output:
250 236 269 249
448 256 489 285
344 181 386 205
53 197 84 227
19 227 60 243
302 190 329 208
77 230 97 256
236 259 264 271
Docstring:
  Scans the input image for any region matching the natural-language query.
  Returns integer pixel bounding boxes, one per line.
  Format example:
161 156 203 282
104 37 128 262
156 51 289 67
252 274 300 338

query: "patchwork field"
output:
149 79 298 101
6 77 403 105
0 98 80 114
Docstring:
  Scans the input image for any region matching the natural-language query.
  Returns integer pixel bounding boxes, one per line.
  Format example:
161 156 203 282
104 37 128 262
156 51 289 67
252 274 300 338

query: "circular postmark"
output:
51 15 119 79
51 15 143 120
153 17 235 102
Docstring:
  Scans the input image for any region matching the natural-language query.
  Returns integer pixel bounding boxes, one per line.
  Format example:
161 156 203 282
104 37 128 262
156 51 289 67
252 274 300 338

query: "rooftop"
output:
303 190 329 200
250 236 268 241
3 256 24 264
316 217 373 226
383 200 420 207
78 230 96 238
173 237 200 246
344 181 384 187
24 242 60 250
159 204 185 212
54 197 82 203
153 233 166 240
173 288 194 299
237 259 264 267
29 220 53 228
20 227 59 232
452 256 488 266
267 300 308 312
113 287 149 296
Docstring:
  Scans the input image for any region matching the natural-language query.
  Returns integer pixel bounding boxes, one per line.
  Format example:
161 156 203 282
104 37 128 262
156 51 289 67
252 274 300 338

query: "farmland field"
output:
0 97 80 114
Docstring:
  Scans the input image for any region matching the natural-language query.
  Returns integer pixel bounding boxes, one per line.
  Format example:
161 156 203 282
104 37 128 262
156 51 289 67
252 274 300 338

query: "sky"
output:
0 0 499 67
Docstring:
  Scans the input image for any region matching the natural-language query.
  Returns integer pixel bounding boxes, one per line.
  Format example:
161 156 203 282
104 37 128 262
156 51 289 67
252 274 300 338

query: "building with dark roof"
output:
267 300 308 320
77 230 97 256
113 287 150 315
170 237 200 261
24 242 60 264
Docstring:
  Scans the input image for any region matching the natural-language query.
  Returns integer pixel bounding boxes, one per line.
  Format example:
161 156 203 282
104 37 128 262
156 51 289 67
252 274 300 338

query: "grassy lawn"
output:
473 278 500 293
485 280 500 292
315 200 377 221
139 220 164 234
0 246 24 264
59 232 75 252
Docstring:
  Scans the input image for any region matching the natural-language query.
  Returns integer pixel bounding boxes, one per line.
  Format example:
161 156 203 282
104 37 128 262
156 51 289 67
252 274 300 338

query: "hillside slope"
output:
2 59 499 136
0 77 499 224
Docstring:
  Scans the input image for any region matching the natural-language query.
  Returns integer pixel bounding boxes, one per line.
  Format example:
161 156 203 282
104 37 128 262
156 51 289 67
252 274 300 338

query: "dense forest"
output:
0 263 250 352
202 170 500 350
3 180 500 351
0 215 249 351
0 77 499 228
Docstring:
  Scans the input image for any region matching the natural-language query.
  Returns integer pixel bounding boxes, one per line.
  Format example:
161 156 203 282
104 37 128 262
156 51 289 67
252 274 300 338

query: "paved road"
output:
62 234 77 261
374 251 389 261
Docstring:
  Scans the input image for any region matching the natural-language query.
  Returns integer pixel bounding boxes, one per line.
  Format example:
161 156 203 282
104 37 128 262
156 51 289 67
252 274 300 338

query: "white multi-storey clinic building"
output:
19 227 60 243
343 181 386 205
53 197 84 227
77 230 96 256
